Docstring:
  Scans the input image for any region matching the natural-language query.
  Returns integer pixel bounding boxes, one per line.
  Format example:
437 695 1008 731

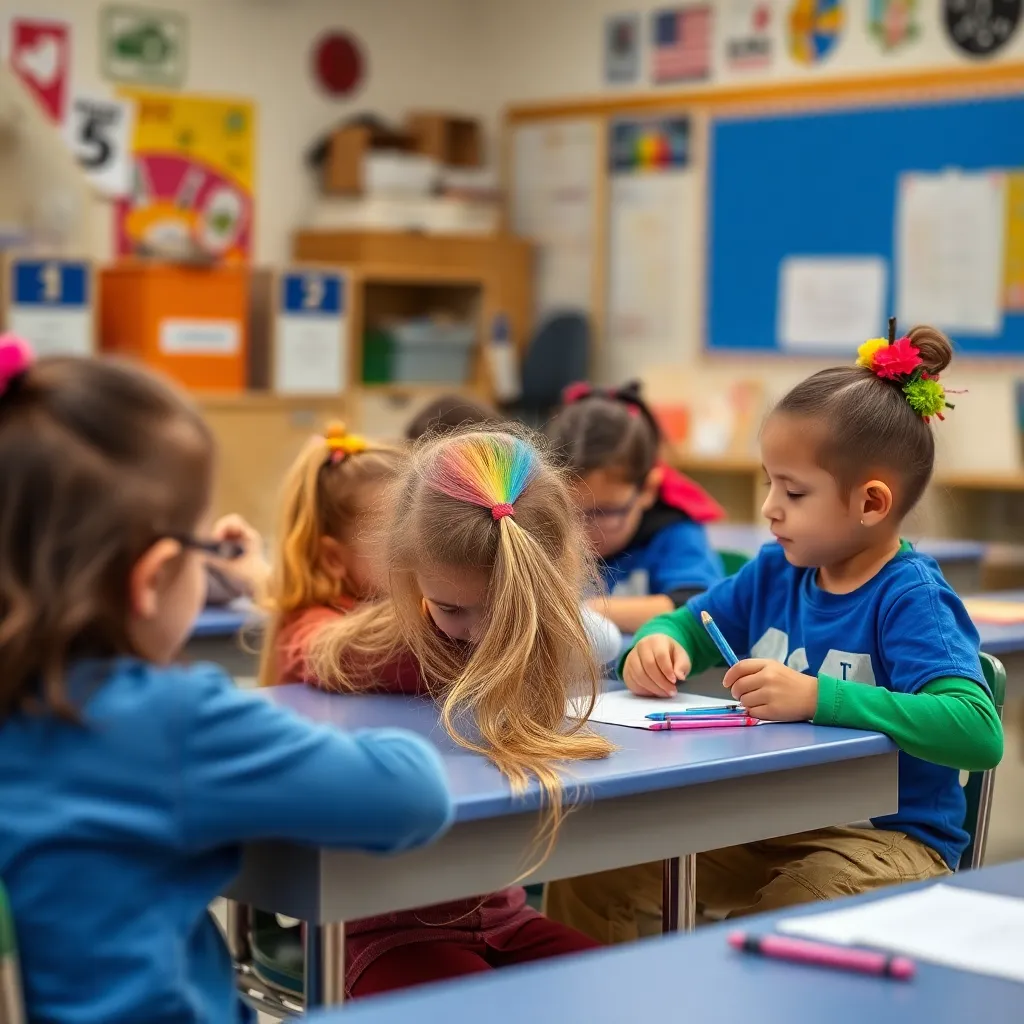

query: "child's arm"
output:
177 666 453 852
588 594 674 634
815 675 1002 772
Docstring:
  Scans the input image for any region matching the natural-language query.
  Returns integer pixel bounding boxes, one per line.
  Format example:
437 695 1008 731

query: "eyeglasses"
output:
171 536 246 560
581 490 642 528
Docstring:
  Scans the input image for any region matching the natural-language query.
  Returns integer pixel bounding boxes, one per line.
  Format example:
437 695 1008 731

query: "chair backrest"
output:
519 312 590 416
0 881 25 1024
960 651 1005 871
717 550 750 578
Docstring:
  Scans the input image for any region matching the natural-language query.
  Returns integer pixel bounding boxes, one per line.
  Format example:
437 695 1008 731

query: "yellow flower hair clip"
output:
323 421 368 464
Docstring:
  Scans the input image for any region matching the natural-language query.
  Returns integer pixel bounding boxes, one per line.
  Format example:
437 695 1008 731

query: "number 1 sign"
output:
5 258 95 357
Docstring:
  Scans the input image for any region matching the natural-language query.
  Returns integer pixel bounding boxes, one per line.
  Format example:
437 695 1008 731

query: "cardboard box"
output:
406 113 481 168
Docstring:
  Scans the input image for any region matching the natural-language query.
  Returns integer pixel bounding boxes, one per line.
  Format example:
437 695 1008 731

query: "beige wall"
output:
477 0 1024 475
20 0 487 264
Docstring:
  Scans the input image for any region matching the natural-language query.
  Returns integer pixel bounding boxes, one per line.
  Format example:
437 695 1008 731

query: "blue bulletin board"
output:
706 93 1024 356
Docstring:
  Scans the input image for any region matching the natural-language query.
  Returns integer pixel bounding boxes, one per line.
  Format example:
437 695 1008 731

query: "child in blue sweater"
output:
547 326 1003 941
0 336 454 1024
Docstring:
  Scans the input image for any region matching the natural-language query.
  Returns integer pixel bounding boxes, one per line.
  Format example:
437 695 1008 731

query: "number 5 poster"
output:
116 90 255 263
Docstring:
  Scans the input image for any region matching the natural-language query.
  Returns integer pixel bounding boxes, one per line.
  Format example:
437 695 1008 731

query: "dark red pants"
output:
350 917 599 997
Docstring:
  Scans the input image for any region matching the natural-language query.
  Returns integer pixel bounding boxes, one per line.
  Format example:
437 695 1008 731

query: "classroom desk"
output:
707 524 986 593
304 858 1024 1024
227 687 897 1008
183 605 259 677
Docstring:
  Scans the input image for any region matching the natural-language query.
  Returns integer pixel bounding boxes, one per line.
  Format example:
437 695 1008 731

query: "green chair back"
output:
0 880 26 1024
717 550 751 578
960 652 1005 871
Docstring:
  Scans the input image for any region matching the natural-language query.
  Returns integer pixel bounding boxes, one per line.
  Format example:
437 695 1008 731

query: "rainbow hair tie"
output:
855 318 954 424
431 434 537 522
324 421 369 464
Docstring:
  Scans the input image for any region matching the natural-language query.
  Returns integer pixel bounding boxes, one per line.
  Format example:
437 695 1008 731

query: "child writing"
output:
0 337 453 1024
405 398 623 665
309 429 613 997
546 327 1003 940
259 422 403 686
548 381 725 633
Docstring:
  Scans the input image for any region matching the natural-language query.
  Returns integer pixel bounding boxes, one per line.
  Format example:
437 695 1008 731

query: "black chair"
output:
508 311 590 428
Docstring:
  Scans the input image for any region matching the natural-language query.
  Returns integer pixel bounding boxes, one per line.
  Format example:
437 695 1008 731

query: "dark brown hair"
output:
0 356 214 721
405 394 503 441
774 325 954 514
547 381 661 486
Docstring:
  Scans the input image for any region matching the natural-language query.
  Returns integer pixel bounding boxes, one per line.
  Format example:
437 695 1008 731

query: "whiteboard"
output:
605 169 695 382
510 119 601 324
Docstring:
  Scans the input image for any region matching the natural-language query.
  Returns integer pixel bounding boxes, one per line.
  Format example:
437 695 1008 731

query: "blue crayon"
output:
700 610 739 667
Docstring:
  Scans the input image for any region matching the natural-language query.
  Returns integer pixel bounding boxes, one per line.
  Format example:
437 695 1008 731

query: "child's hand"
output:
623 636 691 698
210 514 269 596
723 659 818 722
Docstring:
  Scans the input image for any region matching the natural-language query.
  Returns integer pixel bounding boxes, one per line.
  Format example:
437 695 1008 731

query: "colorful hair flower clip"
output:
0 334 35 397
855 318 955 423
323 421 369 464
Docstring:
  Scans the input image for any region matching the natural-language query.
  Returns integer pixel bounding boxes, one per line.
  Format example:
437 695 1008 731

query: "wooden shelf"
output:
934 471 1024 492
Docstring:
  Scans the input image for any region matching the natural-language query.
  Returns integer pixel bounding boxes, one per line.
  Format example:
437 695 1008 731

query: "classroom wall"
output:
480 0 1024 478
17 0 487 264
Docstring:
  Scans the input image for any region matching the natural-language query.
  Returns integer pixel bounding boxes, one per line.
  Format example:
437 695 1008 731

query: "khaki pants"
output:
544 827 950 946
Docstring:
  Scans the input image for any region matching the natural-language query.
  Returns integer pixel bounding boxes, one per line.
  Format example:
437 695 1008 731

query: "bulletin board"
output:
506 65 1024 372
707 92 1024 356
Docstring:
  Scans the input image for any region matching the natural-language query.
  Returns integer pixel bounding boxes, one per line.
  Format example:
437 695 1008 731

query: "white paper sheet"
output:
778 256 887 351
567 689 741 729
779 884 1024 984
896 170 1007 335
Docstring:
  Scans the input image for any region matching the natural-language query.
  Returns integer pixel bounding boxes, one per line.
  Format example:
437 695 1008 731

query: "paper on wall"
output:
777 256 887 351
63 93 135 197
896 170 1006 335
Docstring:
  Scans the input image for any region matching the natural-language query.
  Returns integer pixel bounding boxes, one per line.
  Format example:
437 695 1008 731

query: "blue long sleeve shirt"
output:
0 658 454 1023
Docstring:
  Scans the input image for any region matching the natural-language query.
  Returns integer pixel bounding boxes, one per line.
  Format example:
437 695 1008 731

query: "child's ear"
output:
318 536 349 580
858 479 894 526
129 539 184 619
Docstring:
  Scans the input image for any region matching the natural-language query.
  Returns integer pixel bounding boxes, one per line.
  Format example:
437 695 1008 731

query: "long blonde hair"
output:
257 422 403 686
313 428 615 854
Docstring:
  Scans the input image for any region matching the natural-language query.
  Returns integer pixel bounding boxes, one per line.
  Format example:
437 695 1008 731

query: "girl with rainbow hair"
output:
311 428 613 997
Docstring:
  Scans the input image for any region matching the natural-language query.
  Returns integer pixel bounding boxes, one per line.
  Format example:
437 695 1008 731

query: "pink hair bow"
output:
0 335 34 397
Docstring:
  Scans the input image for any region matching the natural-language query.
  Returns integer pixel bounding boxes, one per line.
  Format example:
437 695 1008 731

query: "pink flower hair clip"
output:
0 334 35 398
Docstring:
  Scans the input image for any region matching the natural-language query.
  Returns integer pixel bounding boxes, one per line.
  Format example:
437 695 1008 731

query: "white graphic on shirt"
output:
786 647 809 673
819 650 876 686
612 568 650 597
749 631 875 684
751 627 789 662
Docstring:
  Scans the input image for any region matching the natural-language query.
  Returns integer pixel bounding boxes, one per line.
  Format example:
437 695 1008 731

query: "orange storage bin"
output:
99 263 249 392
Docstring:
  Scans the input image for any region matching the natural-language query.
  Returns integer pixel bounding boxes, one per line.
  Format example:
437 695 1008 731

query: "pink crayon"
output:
649 717 758 731
728 931 915 980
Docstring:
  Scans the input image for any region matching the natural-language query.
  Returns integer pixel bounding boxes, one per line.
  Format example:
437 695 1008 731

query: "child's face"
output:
759 414 868 568
417 565 489 643
573 467 659 558
127 518 210 664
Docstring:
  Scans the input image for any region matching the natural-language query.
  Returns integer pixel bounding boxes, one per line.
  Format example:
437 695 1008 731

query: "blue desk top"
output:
969 590 1024 656
265 687 893 824
707 524 986 563
190 605 252 638
305 859 1024 1024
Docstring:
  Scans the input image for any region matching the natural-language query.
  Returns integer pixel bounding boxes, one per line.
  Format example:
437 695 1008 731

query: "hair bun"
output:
907 325 953 376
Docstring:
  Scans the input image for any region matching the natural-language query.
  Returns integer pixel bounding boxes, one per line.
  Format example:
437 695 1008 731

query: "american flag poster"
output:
652 5 713 83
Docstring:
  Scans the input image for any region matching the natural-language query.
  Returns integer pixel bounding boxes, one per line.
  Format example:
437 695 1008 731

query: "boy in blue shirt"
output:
547 327 1003 939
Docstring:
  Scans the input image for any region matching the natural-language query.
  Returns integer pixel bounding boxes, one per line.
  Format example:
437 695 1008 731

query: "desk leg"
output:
662 855 697 934
661 857 678 933
305 922 346 1008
